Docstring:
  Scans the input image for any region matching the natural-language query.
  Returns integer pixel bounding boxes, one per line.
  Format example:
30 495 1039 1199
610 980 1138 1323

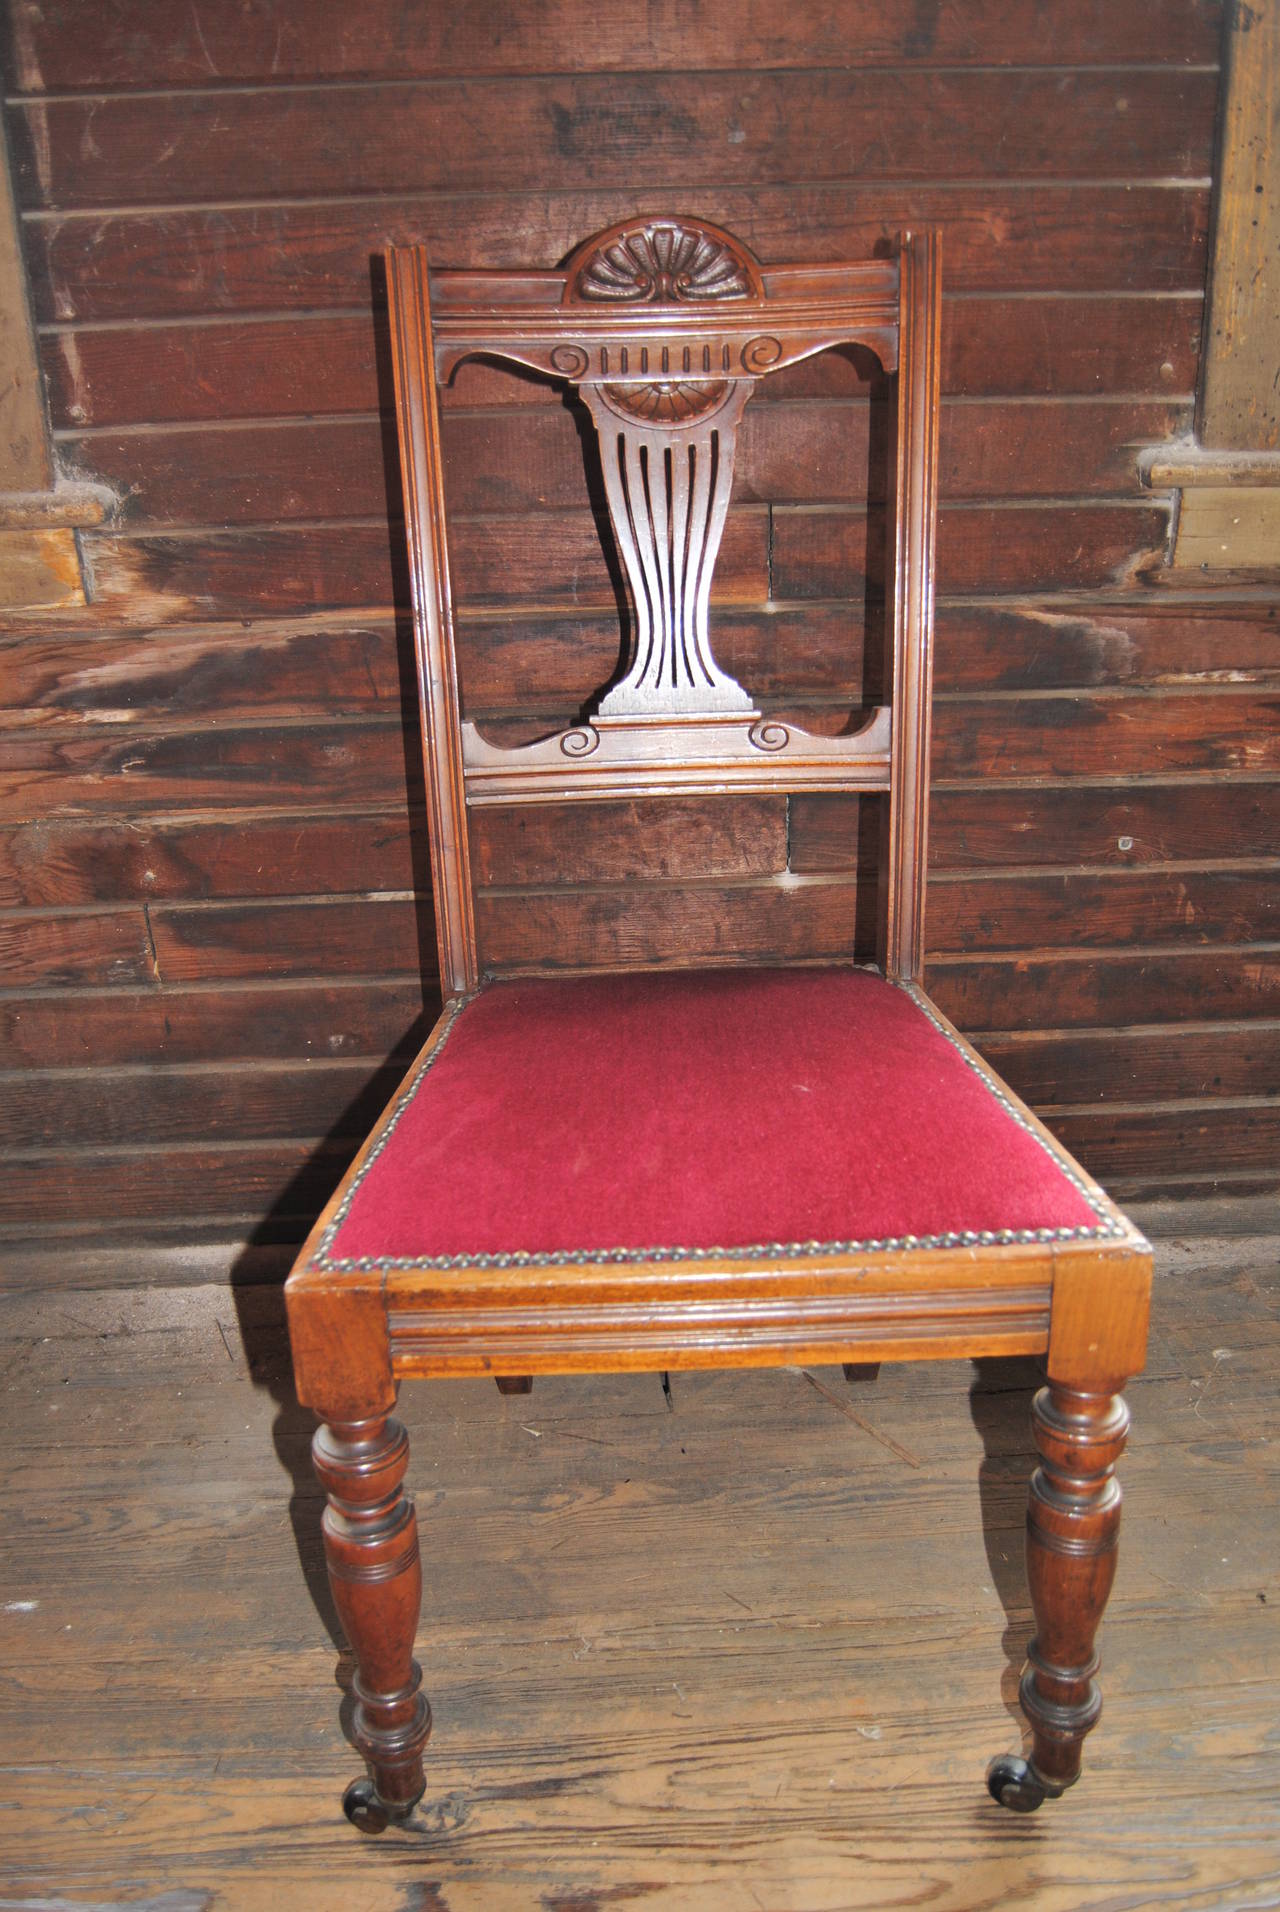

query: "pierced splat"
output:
584 379 753 720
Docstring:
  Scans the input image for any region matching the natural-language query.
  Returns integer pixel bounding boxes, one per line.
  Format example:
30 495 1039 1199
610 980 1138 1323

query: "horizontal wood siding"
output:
1 0 1274 1245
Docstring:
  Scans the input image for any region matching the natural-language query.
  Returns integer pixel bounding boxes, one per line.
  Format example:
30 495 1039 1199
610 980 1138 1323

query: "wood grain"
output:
70 500 1183 617
0 1058 404 1148
2 0 1225 88
38 296 1204 431
0 1138 357 1224
0 1225 1274 1900
475 880 862 973
929 948 1280 1031
0 978 434 1070
796 782 1280 872
0 0 1266 1230
978 1023 1280 1107
774 502 1171 597
8 71 1216 211
1 698 1269 858
24 185 1209 324
57 399 1189 530
6 602 1275 736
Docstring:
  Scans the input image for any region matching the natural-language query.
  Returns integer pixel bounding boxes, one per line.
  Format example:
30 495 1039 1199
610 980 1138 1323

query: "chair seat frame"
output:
285 216 1151 1830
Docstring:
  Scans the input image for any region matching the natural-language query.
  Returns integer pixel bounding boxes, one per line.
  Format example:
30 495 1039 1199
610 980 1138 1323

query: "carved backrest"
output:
387 216 941 999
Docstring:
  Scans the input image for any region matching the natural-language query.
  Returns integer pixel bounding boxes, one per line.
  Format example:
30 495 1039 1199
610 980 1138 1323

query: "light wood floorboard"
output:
0 1228 1276 1908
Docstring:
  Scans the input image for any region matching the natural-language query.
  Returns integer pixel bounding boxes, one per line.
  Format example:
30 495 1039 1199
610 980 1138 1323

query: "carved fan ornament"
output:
570 218 762 305
597 378 730 424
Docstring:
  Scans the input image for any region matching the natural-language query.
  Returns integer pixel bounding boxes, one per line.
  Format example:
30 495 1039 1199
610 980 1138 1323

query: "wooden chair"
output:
285 216 1151 1831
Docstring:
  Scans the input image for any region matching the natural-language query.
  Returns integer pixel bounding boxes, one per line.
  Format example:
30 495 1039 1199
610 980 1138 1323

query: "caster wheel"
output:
343 1776 410 1834
987 1753 1048 1813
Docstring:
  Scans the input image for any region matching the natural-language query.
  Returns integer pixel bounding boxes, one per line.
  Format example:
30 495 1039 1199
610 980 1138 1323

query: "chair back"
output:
386 216 941 998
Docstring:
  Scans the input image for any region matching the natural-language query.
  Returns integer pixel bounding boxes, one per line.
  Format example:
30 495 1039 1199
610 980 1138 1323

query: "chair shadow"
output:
969 1354 1044 1741
224 256 445 1682
227 1024 435 1657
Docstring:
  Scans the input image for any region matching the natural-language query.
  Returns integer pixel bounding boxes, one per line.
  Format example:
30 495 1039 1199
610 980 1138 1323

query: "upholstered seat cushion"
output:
317 966 1111 1270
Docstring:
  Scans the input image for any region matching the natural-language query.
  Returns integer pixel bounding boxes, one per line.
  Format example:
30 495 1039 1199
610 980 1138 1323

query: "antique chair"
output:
284 217 1151 1830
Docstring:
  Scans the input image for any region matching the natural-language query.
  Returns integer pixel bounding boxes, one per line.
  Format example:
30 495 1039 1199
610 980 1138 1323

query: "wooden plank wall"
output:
0 0 1276 1257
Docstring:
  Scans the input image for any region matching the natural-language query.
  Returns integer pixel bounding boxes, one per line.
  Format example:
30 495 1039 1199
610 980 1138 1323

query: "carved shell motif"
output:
599 379 730 423
573 219 758 304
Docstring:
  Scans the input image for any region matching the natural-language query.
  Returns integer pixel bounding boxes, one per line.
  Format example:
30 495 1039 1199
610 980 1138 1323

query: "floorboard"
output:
0 1227 1276 1909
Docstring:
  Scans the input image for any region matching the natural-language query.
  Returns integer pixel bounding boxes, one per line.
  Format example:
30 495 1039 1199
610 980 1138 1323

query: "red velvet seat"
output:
320 968 1109 1273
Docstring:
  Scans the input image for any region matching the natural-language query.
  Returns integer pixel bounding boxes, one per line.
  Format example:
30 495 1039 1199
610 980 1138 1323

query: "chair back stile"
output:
385 218 942 1000
386 245 479 999
885 228 942 984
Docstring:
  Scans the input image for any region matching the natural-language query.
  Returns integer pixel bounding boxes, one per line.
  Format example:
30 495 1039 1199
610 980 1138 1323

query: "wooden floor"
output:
1 1219 1277 1910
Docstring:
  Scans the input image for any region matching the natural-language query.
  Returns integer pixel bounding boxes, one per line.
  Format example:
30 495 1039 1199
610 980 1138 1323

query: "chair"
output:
284 216 1151 1830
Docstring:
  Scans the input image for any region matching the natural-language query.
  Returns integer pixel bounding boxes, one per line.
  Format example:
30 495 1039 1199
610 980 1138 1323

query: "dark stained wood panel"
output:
0 1138 356 1225
471 798 788 889
5 778 1273 913
0 905 151 988
0 721 414 821
1 0 1267 1228
1051 1102 1280 1180
0 810 418 908
930 603 1280 691
475 881 862 974
57 399 1189 530
932 690 1280 781
929 948 1280 1031
38 296 1204 432
7 602 1274 740
978 1024 1280 1107
450 602 1280 708
79 509 770 617
24 185 1210 323
0 1059 404 1149
469 867 1276 978
0 979 434 1071
0 617 407 728
147 896 424 982
5 688 1268 825
928 868 1278 952
1 0 1224 90
775 502 1172 597
6 72 1216 211
72 501 1181 618
795 782 1280 872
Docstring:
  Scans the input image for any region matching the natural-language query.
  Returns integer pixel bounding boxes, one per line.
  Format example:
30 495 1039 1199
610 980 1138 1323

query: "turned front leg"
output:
312 1414 431 1827
990 1383 1130 1811
1022 1385 1128 1786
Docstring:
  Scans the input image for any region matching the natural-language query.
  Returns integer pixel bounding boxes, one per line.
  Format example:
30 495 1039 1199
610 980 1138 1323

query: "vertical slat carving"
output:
582 383 755 718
